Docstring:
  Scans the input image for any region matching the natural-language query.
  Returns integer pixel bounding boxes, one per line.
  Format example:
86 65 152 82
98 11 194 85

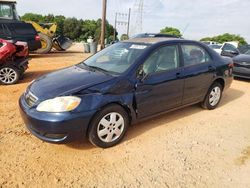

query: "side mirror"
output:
137 66 147 82
221 50 239 57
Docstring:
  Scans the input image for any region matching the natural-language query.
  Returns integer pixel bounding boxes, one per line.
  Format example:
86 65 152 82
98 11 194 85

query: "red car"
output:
0 39 29 84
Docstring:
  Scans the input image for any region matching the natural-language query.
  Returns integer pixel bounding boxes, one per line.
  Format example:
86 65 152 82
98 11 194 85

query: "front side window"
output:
82 42 149 74
0 4 13 19
181 45 211 66
143 45 179 74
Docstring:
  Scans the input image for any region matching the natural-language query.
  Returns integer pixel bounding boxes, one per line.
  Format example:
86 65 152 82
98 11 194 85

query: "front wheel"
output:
88 104 129 148
0 65 20 85
201 82 223 110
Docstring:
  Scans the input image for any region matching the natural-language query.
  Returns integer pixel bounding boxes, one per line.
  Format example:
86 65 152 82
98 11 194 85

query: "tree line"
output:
160 27 247 45
21 13 117 43
22 13 248 45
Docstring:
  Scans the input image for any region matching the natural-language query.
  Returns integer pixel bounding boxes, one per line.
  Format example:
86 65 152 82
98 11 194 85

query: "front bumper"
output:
14 58 29 72
233 66 250 79
19 95 96 143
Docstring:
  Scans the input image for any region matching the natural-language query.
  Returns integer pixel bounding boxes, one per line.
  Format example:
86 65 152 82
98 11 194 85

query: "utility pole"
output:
100 0 107 50
113 12 117 41
127 8 131 37
113 8 131 40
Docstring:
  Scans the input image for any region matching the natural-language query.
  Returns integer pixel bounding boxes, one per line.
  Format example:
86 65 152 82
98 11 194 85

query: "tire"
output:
201 82 223 110
0 65 20 85
34 33 53 54
88 104 129 148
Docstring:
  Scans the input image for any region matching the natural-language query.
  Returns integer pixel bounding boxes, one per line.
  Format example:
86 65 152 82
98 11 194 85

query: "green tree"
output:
120 34 129 41
200 33 247 46
160 27 182 37
21 13 116 42
21 13 44 23
63 18 82 40
53 15 66 35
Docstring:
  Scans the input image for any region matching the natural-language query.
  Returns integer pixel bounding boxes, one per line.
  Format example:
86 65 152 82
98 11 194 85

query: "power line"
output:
113 8 131 39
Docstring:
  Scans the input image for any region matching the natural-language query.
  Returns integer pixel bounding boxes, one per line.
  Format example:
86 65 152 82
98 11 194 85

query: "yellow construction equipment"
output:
26 21 73 54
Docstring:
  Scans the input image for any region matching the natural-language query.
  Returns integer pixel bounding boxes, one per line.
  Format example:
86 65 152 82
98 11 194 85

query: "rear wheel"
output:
0 65 20 85
88 104 129 148
201 82 222 110
34 33 53 54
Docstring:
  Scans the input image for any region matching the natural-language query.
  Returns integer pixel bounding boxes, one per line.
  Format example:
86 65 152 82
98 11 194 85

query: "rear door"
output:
180 43 215 105
135 44 184 118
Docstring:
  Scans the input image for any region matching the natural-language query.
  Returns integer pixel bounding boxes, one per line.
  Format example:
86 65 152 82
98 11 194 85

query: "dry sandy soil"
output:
0 43 250 188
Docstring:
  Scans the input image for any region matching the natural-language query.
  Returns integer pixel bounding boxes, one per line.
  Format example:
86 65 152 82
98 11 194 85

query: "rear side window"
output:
181 45 211 66
0 24 11 35
0 4 13 19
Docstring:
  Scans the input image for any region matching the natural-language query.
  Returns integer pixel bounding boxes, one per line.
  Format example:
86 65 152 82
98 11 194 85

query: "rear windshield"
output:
0 4 13 19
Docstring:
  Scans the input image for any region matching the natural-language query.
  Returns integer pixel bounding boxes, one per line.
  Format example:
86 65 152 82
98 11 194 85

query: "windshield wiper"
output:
78 62 118 75
87 65 111 74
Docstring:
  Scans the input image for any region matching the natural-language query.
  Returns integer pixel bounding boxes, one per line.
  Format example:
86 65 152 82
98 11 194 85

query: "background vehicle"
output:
19 38 233 148
0 38 29 84
238 44 250 54
202 41 220 45
0 0 41 51
233 50 250 79
209 42 240 57
26 21 73 54
0 0 72 54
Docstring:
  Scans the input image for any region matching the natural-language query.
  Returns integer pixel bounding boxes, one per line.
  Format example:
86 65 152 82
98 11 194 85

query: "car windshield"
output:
81 42 149 74
244 50 250 55
0 4 13 19
209 44 222 49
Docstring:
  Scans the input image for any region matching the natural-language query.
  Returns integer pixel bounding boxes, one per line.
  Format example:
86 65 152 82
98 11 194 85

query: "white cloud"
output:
16 0 250 42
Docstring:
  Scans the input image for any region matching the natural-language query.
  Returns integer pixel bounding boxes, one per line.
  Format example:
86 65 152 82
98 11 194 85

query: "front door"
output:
135 44 184 119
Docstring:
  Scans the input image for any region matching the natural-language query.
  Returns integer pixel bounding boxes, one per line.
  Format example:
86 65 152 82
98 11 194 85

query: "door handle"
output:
176 72 181 78
208 66 216 71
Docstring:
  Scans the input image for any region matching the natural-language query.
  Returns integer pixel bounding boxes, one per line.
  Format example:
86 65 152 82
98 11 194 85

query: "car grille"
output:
25 91 38 107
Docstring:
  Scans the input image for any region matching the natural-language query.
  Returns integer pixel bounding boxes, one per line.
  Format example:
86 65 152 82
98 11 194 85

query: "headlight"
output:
36 96 81 112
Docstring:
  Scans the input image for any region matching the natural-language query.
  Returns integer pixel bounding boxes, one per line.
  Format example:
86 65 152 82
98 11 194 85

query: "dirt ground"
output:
0 43 250 188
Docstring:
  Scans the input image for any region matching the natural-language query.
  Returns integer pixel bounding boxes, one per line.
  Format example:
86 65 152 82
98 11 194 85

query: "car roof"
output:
123 37 183 44
0 0 16 3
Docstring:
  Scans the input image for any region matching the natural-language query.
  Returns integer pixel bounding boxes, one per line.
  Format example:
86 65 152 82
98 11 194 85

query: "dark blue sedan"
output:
19 37 233 148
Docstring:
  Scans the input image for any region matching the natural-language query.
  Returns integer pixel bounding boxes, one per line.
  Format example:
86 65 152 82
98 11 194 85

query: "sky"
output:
16 0 250 42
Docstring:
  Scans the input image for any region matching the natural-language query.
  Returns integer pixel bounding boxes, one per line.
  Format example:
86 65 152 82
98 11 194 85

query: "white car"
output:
209 42 240 57
202 41 220 45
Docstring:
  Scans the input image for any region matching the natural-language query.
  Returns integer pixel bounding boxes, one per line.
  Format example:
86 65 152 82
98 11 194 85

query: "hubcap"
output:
0 67 17 84
97 112 125 143
209 86 221 106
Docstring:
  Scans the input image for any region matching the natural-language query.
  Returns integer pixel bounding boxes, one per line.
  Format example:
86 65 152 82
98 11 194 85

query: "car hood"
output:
28 65 114 100
233 54 250 62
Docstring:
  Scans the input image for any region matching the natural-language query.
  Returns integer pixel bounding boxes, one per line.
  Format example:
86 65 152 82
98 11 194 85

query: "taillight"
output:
228 63 234 68
35 35 40 41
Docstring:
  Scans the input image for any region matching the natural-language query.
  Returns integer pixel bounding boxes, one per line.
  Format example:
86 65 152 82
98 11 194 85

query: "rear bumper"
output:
224 76 233 90
233 67 250 79
19 94 96 143
27 40 41 51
